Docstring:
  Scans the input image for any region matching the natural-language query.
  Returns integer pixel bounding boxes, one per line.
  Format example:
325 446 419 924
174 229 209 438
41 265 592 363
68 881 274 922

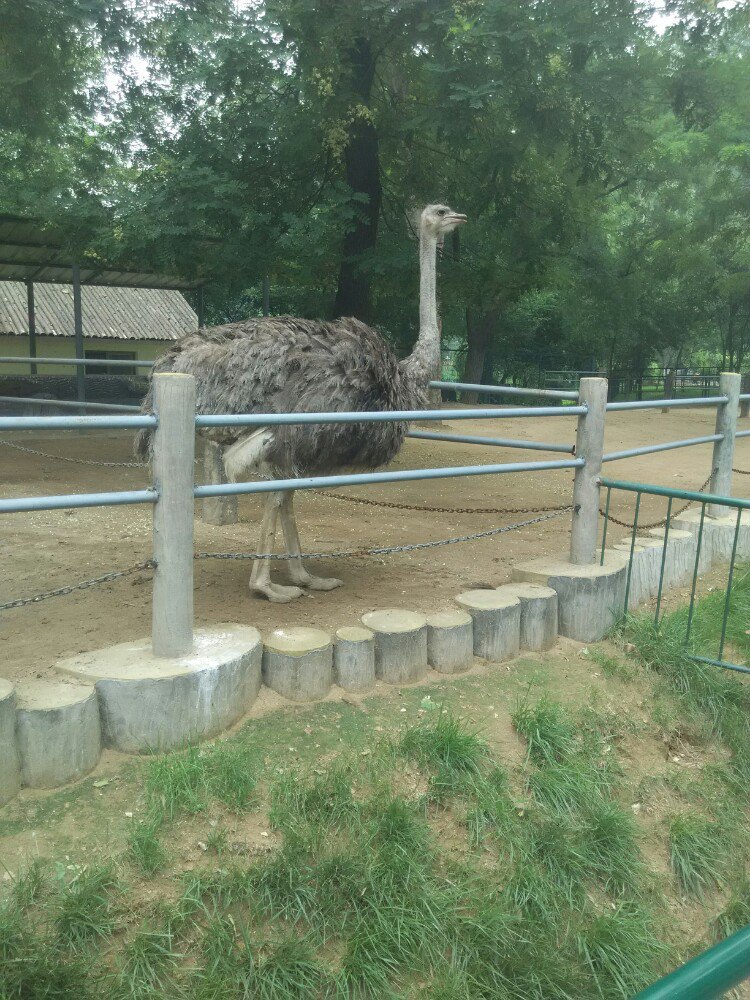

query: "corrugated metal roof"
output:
0 282 197 341
0 215 202 290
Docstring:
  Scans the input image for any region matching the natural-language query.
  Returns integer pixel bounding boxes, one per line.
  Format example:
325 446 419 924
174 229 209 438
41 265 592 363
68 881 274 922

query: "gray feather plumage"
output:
135 315 429 474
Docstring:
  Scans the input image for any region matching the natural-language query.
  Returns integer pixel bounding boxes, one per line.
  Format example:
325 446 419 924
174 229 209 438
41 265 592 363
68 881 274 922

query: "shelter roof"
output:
0 215 201 290
0 281 197 342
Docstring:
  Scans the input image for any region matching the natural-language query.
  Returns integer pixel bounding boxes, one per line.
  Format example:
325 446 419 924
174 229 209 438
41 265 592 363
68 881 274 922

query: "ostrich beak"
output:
448 213 468 225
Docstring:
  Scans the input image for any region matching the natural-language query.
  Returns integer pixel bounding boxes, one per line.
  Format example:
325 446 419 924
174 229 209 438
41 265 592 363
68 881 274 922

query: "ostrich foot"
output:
251 581 305 603
289 572 344 591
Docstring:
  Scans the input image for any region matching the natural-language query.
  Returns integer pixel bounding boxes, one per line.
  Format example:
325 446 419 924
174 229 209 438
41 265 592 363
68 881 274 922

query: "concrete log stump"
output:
512 554 626 643
674 509 750 566
611 542 662 610
15 681 100 788
501 583 558 651
263 627 333 702
334 627 375 693
56 626 262 753
361 609 428 684
0 680 20 805
426 610 474 674
646 528 696 589
455 589 521 662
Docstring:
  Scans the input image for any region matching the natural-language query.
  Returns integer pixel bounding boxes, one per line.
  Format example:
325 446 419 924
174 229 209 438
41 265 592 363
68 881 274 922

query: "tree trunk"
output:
333 37 381 322
461 308 496 403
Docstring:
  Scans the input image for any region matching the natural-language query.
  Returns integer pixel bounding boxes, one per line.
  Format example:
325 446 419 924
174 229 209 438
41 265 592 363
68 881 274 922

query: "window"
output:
84 350 138 376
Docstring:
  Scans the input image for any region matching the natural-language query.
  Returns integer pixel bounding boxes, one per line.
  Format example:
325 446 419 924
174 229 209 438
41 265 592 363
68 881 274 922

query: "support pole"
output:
708 372 740 518
570 377 608 565
741 372 750 419
71 263 86 409
661 369 674 414
201 438 238 525
152 373 196 657
262 274 270 316
26 280 37 376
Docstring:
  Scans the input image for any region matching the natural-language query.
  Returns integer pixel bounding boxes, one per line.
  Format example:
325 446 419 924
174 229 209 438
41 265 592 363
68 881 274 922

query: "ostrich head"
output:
420 204 467 240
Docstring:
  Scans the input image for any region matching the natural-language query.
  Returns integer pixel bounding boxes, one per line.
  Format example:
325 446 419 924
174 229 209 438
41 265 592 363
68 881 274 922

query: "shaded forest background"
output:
1 0 749 387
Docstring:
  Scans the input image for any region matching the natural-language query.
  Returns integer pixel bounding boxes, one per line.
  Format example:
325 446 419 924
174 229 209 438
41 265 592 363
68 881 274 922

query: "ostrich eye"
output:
437 209 446 216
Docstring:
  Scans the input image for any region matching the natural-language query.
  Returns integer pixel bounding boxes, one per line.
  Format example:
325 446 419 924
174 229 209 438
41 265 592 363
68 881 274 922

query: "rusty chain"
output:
733 468 750 475
195 508 569 563
1 510 567 612
311 489 570 515
598 474 713 530
0 437 146 469
0 561 155 612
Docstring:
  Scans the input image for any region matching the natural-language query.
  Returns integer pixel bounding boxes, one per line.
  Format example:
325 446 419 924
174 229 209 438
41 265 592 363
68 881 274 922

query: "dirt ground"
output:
2 404 749 684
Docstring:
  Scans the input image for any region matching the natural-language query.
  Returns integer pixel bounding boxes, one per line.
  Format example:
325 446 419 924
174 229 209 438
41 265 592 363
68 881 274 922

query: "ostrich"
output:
136 204 467 602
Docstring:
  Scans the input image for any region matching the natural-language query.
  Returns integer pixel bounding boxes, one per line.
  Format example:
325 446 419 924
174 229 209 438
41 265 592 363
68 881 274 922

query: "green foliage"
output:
3 0 749 378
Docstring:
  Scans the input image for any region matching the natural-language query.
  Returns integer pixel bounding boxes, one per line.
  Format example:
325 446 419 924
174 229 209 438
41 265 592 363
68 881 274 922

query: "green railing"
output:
632 923 750 999
600 478 750 674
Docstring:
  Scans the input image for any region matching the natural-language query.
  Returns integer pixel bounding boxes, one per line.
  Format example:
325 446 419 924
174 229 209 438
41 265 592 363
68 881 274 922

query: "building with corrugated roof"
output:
0 282 197 374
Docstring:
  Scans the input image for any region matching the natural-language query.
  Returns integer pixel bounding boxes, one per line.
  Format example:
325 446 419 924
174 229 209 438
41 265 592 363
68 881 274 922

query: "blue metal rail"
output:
0 489 157 514
194 458 584 500
406 430 574 454
429 379 579 401
195 405 586 427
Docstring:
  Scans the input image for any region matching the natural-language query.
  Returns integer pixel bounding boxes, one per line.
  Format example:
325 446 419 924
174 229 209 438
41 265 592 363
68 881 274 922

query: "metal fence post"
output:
709 371 741 518
740 372 750 419
152 373 196 657
570 377 608 565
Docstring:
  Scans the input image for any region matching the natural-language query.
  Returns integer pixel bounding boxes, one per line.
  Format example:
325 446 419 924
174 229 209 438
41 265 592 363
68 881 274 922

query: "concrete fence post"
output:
709 372 741 518
152 373 196 657
570 377 608 565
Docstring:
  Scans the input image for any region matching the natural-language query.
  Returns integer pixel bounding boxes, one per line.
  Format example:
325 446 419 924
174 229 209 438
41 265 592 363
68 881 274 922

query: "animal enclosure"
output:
2 393 749 687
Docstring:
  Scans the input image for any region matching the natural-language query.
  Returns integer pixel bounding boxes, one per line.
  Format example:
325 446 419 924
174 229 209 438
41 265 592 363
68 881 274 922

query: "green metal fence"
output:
632 923 750 999
600 478 750 674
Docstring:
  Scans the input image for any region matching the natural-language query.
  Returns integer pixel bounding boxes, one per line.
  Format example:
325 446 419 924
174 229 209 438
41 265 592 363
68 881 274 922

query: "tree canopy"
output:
2 0 749 382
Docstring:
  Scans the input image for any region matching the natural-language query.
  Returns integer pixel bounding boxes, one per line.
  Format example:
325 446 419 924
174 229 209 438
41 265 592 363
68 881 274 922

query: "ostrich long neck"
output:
401 230 439 383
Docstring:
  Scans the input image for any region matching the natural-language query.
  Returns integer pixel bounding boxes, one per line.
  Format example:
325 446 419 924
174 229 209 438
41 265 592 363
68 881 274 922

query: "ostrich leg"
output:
280 491 343 591
249 491 304 602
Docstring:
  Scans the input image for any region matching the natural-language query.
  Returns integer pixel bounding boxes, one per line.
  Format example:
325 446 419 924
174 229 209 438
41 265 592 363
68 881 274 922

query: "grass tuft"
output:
251 936 333 1000
128 815 168 875
399 712 488 774
10 858 50 909
117 924 181 998
577 904 663 998
513 697 578 765
55 863 120 951
714 877 750 940
669 813 728 896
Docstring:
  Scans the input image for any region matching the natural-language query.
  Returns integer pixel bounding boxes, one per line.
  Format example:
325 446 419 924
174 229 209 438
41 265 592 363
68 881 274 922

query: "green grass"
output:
668 813 729 896
398 710 489 774
128 814 168 875
2 666 744 999
55 863 120 951
513 697 578 765
144 738 260 819
714 878 750 940
116 924 181 998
